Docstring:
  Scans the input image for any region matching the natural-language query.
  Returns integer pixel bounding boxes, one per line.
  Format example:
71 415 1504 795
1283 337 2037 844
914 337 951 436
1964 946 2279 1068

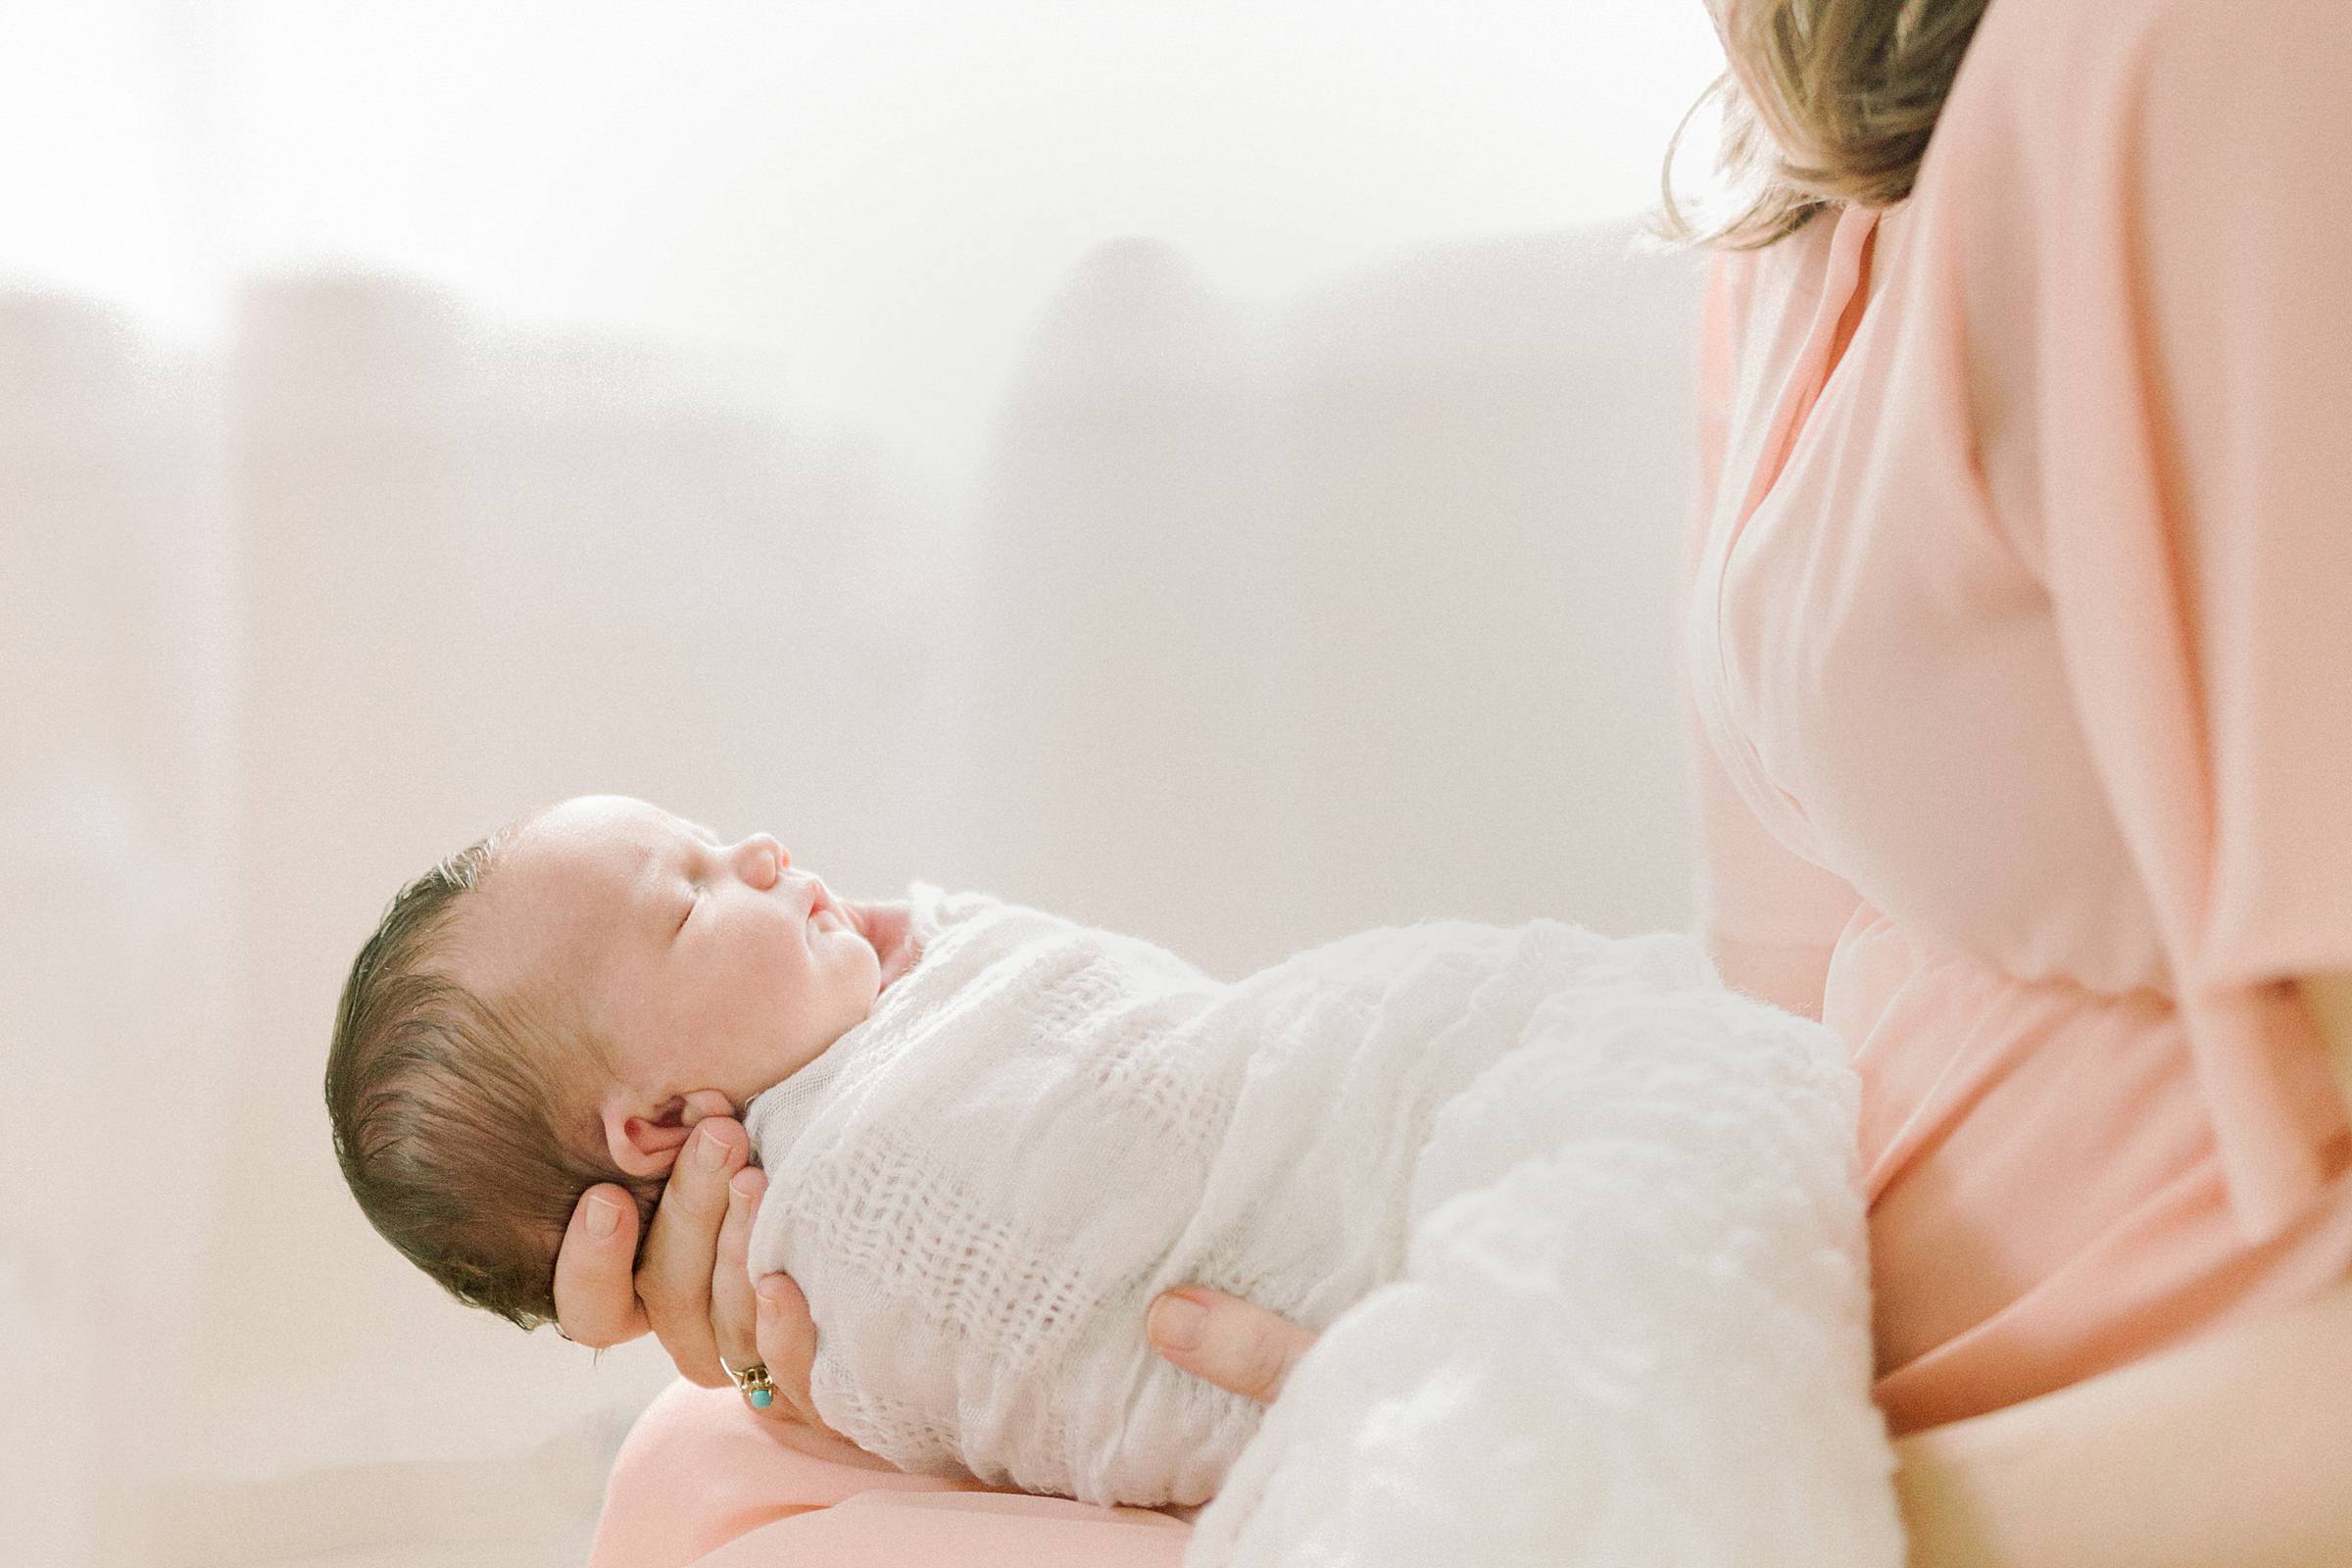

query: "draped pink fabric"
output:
1686 0 2352 1435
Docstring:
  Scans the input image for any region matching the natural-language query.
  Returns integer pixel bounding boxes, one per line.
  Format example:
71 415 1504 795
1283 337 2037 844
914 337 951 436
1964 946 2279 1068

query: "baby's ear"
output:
598 1092 694 1178
598 1089 744 1177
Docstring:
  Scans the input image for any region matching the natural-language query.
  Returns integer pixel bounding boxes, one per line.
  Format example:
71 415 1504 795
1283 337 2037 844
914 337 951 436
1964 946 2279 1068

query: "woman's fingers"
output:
1146 1287 1318 1404
551 1185 651 1348
637 1117 750 1388
710 1165 765 1380
753 1272 827 1432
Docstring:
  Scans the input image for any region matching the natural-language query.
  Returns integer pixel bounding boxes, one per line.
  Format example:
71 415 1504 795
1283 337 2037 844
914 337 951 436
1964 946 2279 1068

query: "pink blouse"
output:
1687 0 2352 1432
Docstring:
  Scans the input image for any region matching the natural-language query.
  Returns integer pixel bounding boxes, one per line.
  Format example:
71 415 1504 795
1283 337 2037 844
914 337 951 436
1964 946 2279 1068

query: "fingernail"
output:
1148 1294 1205 1353
730 1168 760 1202
587 1195 622 1240
758 1277 792 1307
699 1126 732 1170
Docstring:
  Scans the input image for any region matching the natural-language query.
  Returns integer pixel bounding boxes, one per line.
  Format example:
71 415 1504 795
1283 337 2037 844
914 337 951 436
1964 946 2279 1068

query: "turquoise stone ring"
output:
721 1355 780 1414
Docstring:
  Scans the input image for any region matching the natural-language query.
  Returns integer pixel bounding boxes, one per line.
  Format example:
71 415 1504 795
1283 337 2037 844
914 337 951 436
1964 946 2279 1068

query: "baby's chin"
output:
846 927 889 1003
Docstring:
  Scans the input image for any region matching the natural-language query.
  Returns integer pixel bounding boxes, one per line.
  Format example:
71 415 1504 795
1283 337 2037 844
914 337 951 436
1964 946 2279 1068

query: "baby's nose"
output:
729 833 790 887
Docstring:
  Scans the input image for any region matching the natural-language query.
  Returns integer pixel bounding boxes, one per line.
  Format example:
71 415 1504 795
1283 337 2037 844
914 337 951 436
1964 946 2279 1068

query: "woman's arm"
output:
1894 1270 2352 1568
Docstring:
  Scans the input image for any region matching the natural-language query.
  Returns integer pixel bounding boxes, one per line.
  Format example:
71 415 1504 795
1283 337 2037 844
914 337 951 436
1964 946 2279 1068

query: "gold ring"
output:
720 1355 777 1411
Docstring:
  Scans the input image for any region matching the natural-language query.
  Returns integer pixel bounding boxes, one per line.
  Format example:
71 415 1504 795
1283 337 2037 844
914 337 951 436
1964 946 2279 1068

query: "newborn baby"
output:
326 792 1731 1506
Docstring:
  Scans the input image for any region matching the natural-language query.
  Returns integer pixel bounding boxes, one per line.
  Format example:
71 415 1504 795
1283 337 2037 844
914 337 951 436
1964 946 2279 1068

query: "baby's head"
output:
324 794 881 1328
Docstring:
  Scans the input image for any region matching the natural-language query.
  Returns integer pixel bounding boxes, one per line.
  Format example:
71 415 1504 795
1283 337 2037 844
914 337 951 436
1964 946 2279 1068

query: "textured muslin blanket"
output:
745 885 1902 1564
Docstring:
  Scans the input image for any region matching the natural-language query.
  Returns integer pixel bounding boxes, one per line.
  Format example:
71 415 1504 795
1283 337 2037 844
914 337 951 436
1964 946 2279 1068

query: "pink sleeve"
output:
588 1382 1191 1568
695 1494 1191 1568
1978 0 2352 1240
1683 254 1863 1022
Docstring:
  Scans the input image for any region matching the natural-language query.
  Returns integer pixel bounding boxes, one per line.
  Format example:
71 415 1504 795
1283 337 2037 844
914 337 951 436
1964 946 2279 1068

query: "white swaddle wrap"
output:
744 885 1901 1564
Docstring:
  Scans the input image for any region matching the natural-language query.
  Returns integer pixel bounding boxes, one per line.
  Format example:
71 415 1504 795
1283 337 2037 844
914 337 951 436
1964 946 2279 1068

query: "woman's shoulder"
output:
1903 0 2345 281
1974 0 2320 54
1955 0 2339 122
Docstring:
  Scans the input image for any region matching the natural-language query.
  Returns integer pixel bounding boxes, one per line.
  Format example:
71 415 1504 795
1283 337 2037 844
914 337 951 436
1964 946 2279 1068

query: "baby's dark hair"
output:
323 825 663 1329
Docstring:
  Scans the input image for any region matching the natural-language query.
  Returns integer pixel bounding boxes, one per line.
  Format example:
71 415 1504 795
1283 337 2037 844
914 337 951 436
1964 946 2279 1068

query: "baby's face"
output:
453 794 880 1172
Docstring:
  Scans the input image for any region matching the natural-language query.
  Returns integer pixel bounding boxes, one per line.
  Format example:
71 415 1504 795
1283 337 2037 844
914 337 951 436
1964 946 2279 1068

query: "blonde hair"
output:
1656 0 1991 250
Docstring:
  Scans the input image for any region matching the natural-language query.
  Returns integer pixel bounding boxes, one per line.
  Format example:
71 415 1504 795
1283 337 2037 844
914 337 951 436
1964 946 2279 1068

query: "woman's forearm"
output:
1893 1272 2352 1567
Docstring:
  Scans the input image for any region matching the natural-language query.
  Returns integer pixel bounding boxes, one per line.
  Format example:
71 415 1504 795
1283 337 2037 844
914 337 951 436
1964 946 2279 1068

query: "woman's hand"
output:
551 1117 832 1433
1145 1287 1320 1403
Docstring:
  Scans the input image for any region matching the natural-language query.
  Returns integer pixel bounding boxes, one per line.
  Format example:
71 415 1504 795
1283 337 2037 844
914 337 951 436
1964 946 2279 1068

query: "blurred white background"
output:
1 2 1724 1563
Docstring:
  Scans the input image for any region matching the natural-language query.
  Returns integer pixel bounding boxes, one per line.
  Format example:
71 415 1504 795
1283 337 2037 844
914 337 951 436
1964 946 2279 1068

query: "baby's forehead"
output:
537 794 681 850
448 815 648 993
536 796 727 867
